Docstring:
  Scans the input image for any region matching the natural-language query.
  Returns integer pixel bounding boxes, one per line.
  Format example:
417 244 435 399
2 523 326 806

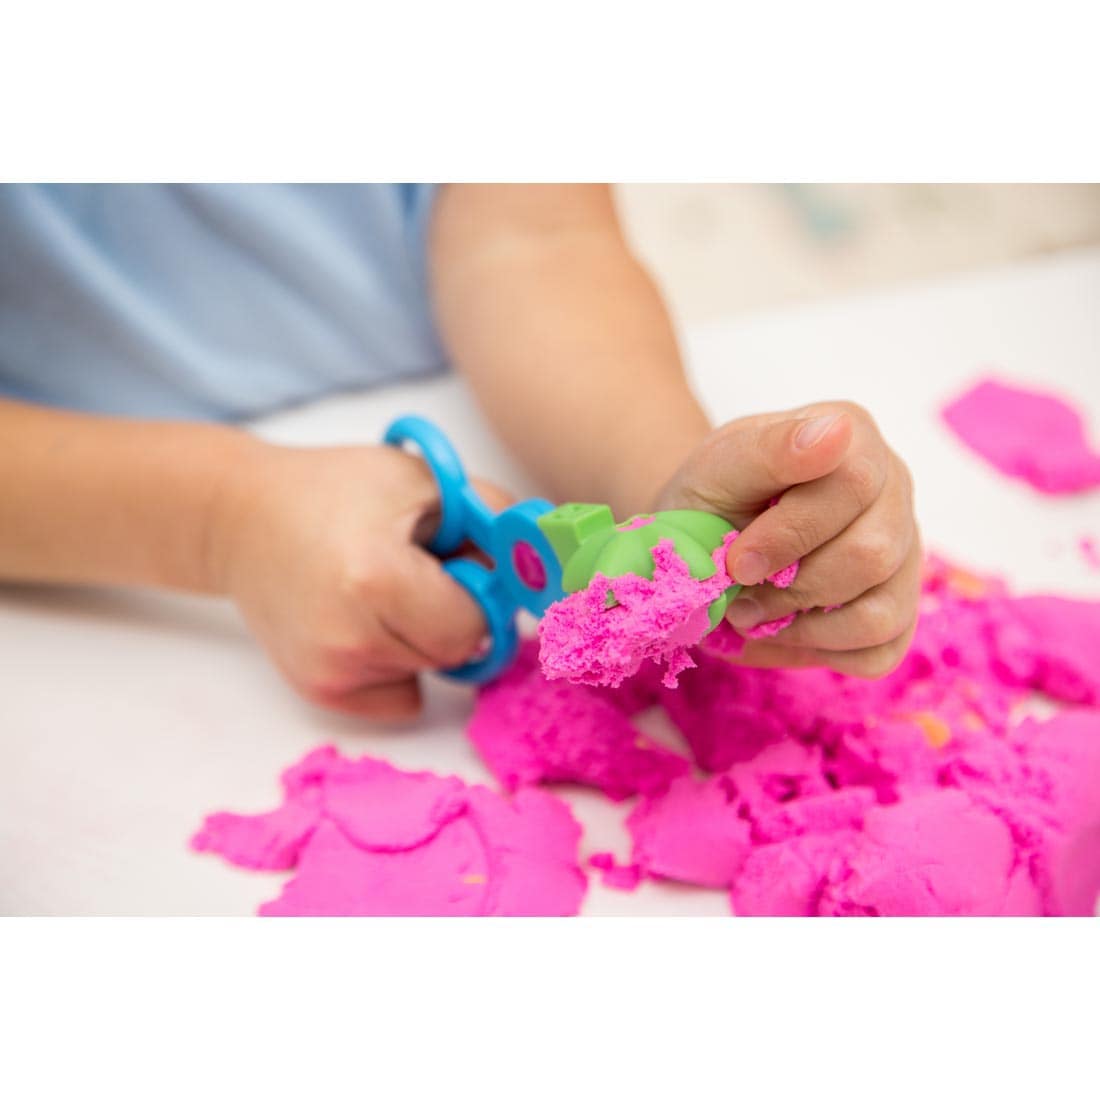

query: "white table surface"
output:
3 247 1099 917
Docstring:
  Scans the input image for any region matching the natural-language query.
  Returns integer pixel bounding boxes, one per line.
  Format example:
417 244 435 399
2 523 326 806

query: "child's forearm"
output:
0 397 257 592
430 184 711 516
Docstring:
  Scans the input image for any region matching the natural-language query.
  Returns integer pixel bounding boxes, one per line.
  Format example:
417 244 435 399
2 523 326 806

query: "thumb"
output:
657 409 852 528
470 477 515 513
378 544 490 670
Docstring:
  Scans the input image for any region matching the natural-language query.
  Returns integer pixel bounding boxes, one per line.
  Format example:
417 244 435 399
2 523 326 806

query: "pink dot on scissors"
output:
512 541 547 591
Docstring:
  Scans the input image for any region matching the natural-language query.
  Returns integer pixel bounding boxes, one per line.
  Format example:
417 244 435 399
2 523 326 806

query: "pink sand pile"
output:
942 377 1100 495
537 529 800 690
191 746 586 916
471 556 1100 915
468 641 689 800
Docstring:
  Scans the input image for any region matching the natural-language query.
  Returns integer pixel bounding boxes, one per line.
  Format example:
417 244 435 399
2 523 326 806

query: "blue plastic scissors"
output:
383 415 565 683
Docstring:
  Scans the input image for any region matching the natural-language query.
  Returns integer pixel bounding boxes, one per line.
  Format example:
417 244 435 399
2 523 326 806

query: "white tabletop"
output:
3 247 1099 916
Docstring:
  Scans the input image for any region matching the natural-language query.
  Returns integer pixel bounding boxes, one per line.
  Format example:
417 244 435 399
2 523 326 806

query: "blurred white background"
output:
616 183 1100 321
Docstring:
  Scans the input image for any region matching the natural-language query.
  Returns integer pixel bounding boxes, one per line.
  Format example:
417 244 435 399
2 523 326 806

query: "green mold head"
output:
536 503 741 630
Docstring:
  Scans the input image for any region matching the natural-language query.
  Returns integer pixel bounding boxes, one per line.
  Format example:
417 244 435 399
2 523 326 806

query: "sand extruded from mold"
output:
537 530 799 690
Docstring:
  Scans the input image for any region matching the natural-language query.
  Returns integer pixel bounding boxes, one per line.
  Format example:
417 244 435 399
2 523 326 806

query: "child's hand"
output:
657 402 920 677
212 443 505 717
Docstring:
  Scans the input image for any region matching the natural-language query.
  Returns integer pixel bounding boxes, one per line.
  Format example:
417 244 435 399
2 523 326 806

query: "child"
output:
0 184 919 716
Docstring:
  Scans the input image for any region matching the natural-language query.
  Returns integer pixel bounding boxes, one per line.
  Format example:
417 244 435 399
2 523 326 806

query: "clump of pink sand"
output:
537 529 801 690
942 377 1100 495
191 747 586 916
536 533 738 689
468 642 688 801
472 554 1100 916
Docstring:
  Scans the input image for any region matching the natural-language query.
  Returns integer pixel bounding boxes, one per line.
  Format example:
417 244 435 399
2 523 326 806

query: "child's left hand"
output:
657 401 920 677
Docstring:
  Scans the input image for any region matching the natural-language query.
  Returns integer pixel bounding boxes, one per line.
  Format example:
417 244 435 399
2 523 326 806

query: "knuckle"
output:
345 556 397 604
760 435 794 487
761 587 798 619
779 531 813 563
345 563 379 600
779 510 826 559
843 454 883 511
857 594 903 647
854 528 902 584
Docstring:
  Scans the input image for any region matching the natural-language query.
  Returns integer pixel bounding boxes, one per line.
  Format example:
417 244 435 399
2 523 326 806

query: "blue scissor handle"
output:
439 558 518 683
383 415 487 556
383 415 565 683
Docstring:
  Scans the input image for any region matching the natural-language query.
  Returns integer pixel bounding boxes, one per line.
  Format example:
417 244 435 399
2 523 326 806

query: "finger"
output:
725 418 892 587
395 460 514 546
313 676 423 719
378 545 489 668
471 477 515 513
283 612 433 701
658 405 853 527
733 616 918 679
756 537 922 651
383 449 451 539
725 460 915 626
446 478 517 568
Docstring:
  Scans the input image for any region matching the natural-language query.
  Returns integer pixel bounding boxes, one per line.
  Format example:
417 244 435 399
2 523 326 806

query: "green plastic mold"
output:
536 503 742 630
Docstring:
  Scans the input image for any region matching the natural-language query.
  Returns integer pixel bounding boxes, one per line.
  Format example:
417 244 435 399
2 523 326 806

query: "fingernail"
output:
794 414 841 450
732 551 770 586
726 595 764 631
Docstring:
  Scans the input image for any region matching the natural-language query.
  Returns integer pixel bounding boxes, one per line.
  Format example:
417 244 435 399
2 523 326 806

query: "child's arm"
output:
429 184 710 518
431 185 920 677
0 398 247 590
0 397 497 716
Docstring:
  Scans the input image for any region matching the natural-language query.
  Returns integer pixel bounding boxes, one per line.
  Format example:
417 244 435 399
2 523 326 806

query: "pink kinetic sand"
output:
1081 537 1100 573
195 553 1100 917
196 550 1100 915
191 747 586 916
538 528 802 690
942 377 1100 494
467 642 688 801
471 554 1100 916
537 534 739 690
588 852 643 892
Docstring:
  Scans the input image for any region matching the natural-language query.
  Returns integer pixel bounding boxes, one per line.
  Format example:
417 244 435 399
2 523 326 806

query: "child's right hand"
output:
212 442 505 718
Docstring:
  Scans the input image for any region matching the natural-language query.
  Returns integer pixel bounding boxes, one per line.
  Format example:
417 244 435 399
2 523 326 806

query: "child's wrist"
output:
196 430 274 596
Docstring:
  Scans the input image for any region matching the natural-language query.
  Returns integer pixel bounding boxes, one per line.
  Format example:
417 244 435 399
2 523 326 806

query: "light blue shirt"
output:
0 184 446 420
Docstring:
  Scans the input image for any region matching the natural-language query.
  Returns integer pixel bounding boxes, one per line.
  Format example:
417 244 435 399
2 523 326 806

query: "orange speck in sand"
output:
911 712 952 749
946 568 989 599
